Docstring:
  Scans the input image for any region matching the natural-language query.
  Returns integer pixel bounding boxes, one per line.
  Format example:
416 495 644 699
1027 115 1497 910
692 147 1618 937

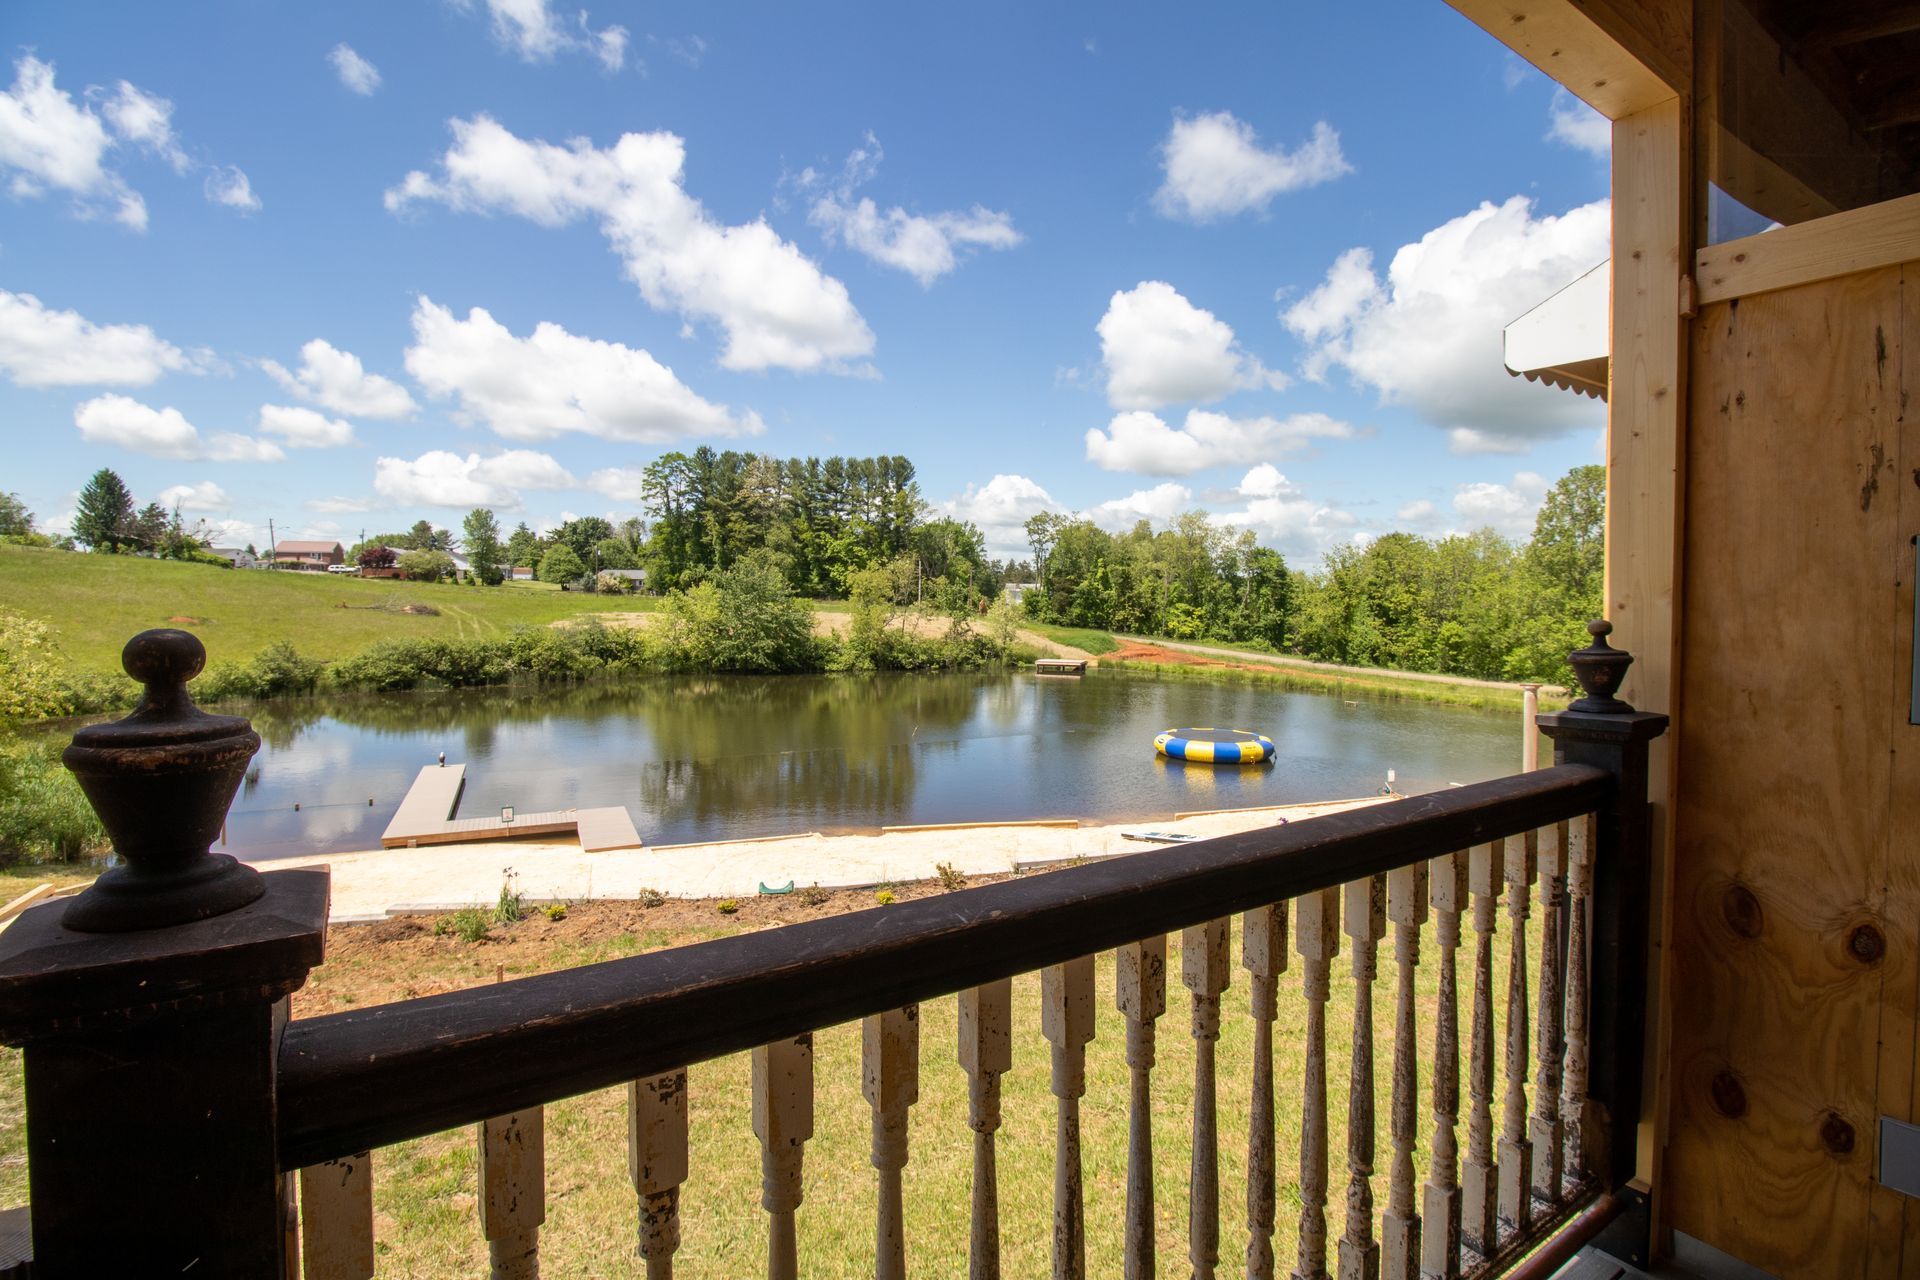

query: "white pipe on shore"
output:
1521 684 1541 771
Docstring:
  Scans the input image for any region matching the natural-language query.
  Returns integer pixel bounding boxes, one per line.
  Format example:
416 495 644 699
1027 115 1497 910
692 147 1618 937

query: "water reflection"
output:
222 670 1526 859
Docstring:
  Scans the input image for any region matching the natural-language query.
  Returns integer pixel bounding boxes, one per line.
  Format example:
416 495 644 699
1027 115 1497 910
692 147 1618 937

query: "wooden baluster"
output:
1116 936 1168 1280
478 1106 545 1280
753 1033 815 1280
1339 876 1385 1280
1421 851 1469 1280
1498 833 1539 1238
1383 863 1428 1280
1043 955 1097 1280
865 1005 922 1280
960 980 1014 1280
1243 904 1288 1280
1561 813 1596 1184
1461 841 1504 1262
629 1069 690 1280
299 1152 373 1280
1185 917 1231 1280
1530 821 1569 1211
1293 886 1341 1280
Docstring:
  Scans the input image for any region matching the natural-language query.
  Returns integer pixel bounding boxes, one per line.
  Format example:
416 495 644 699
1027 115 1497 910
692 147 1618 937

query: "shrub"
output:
659 553 818 673
494 871 524 924
538 545 586 584
194 640 324 703
798 883 829 907
0 610 116 721
542 903 568 921
715 898 739 915
636 886 665 909
935 862 967 892
873 888 897 906
434 907 490 942
396 549 455 582
0 739 107 864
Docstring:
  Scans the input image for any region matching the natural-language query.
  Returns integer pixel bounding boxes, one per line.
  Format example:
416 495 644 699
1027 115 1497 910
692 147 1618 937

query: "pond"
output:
221 668 1531 859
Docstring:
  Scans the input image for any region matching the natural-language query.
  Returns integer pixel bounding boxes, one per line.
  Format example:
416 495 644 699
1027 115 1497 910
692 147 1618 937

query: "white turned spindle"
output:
960 981 1013 1280
1339 877 1385 1280
1243 904 1288 1280
1461 842 1504 1261
1043 955 1096 1280
1498 833 1539 1236
1185 917 1231 1280
1293 886 1341 1280
1421 851 1469 1280
478 1107 545 1280
299 1152 373 1280
1562 813 1596 1184
629 1070 689 1280
1531 821 1569 1210
1116 936 1168 1280
753 1033 815 1280
865 1005 921 1280
1383 863 1428 1280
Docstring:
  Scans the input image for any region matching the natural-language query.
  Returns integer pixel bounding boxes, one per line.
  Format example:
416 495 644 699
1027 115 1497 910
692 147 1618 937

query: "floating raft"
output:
1154 727 1276 765
380 764 644 852
1035 657 1087 674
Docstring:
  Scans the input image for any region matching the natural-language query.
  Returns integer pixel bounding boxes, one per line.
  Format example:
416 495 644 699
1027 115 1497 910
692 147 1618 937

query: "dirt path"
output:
1111 635 1563 694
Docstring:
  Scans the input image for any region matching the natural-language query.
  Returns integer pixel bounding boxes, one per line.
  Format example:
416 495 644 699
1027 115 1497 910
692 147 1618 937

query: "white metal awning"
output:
1504 259 1608 400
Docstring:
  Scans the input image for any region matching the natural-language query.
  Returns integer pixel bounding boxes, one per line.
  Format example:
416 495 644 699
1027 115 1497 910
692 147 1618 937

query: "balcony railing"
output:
0 625 1666 1279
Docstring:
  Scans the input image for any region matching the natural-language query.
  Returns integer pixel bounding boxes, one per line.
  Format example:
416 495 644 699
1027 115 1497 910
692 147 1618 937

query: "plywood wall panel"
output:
1667 265 1908 1277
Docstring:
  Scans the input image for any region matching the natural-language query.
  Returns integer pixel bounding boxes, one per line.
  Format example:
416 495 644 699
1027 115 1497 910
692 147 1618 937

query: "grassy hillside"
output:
0 544 653 675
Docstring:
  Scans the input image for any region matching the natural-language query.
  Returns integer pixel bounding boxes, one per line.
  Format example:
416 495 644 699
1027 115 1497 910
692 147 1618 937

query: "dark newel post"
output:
0 630 329 1277
1536 620 1668 1199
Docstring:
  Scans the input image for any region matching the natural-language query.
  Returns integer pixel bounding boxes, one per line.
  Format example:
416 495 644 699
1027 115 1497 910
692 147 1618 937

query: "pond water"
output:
221 668 1529 859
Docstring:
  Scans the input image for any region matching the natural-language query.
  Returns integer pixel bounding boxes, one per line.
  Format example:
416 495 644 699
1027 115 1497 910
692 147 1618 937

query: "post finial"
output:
59 629 265 932
1566 619 1635 714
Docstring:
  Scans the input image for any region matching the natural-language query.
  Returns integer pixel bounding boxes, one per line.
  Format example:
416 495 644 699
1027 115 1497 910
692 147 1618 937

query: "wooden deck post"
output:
0 631 329 1275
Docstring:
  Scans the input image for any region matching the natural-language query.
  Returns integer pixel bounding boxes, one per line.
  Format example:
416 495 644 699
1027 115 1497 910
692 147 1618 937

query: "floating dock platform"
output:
380 763 644 852
1034 657 1088 674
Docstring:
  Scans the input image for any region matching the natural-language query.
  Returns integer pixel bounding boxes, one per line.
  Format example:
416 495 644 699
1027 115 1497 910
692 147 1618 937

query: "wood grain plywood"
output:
1667 266 1907 1277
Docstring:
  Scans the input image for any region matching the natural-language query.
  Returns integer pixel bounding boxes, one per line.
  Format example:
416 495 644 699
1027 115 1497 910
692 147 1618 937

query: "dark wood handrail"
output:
277 764 1610 1168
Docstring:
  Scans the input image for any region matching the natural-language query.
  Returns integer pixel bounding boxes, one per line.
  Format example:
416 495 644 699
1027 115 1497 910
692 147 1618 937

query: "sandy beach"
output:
260 794 1395 922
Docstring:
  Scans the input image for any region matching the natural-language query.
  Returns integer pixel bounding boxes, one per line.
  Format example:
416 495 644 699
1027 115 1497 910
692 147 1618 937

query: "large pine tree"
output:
73 468 134 552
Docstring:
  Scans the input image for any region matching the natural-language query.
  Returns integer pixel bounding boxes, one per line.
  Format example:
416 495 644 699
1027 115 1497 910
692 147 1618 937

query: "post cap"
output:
1567 619 1635 714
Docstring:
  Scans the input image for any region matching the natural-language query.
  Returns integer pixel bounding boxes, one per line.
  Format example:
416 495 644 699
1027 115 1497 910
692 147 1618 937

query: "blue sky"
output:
0 0 1610 563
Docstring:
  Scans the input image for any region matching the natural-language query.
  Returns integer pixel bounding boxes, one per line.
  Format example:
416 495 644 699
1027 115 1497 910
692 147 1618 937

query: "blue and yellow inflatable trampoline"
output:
1154 727 1276 765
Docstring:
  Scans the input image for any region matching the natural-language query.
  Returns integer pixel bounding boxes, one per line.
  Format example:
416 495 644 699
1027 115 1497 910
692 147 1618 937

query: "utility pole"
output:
267 518 276 570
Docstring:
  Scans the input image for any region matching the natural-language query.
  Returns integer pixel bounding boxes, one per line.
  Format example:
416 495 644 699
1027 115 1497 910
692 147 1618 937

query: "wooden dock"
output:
380 764 644 852
1034 657 1087 674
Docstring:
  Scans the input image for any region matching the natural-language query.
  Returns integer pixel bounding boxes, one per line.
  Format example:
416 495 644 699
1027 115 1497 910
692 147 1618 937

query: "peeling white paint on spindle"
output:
1421 851 1469 1280
477 1106 545 1280
1116 936 1167 1280
865 1005 921 1280
1383 862 1428 1280
1531 821 1569 1210
1498 832 1539 1236
1185 916 1231 1280
1294 886 1341 1280
1243 903 1288 1280
1461 841 1504 1261
1042 955 1096 1280
1562 813 1597 1184
629 1069 689 1280
753 1033 815 1280
960 980 1013 1280
299 1151 373 1280
1339 876 1385 1280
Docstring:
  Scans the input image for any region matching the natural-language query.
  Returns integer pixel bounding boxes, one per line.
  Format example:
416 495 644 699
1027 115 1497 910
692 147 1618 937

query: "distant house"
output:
599 568 647 592
273 540 344 571
210 547 257 569
1002 582 1033 605
508 566 535 581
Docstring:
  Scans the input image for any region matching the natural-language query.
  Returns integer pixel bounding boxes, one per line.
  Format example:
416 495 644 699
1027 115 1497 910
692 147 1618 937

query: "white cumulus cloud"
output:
329 44 382 95
1154 112 1351 222
386 116 874 373
306 495 375 514
1282 195 1609 454
0 55 145 229
101 82 187 173
1452 470 1549 539
804 134 1021 287
262 338 417 419
158 480 228 512
74 393 285 462
374 448 578 509
0 289 197 387
203 165 260 212
404 297 763 443
1087 482 1194 531
1098 281 1283 410
258 404 356 448
456 0 628 70
1547 89 1610 157
1085 409 1354 477
1207 465 1359 563
939 472 1062 558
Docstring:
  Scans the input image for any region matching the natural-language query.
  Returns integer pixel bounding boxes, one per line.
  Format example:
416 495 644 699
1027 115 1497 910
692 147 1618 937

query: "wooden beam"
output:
1791 0 1920 51
1444 0 1682 119
1694 189 1920 303
1863 73 1920 129
1605 91 1689 1209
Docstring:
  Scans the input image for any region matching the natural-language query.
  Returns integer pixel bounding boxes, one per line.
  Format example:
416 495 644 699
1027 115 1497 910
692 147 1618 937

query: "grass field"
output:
0 544 653 674
1021 622 1120 656
0 874 1554 1277
1100 655 1567 714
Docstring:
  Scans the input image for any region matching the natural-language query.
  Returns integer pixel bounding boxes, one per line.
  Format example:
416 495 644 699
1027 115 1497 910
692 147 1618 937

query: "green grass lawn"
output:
1021 622 1119 656
0 544 657 674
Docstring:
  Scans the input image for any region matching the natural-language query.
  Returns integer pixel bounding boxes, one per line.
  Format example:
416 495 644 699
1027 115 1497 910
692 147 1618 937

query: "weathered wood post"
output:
1535 621 1668 1197
0 630 329 1275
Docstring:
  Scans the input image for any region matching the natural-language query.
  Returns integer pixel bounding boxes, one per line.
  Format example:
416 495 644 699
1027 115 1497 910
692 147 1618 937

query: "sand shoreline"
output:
257 795 1396 923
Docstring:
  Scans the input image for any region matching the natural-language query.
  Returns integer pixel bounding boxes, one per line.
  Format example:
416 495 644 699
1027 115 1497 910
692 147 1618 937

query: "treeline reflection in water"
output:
223 670 1524 859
